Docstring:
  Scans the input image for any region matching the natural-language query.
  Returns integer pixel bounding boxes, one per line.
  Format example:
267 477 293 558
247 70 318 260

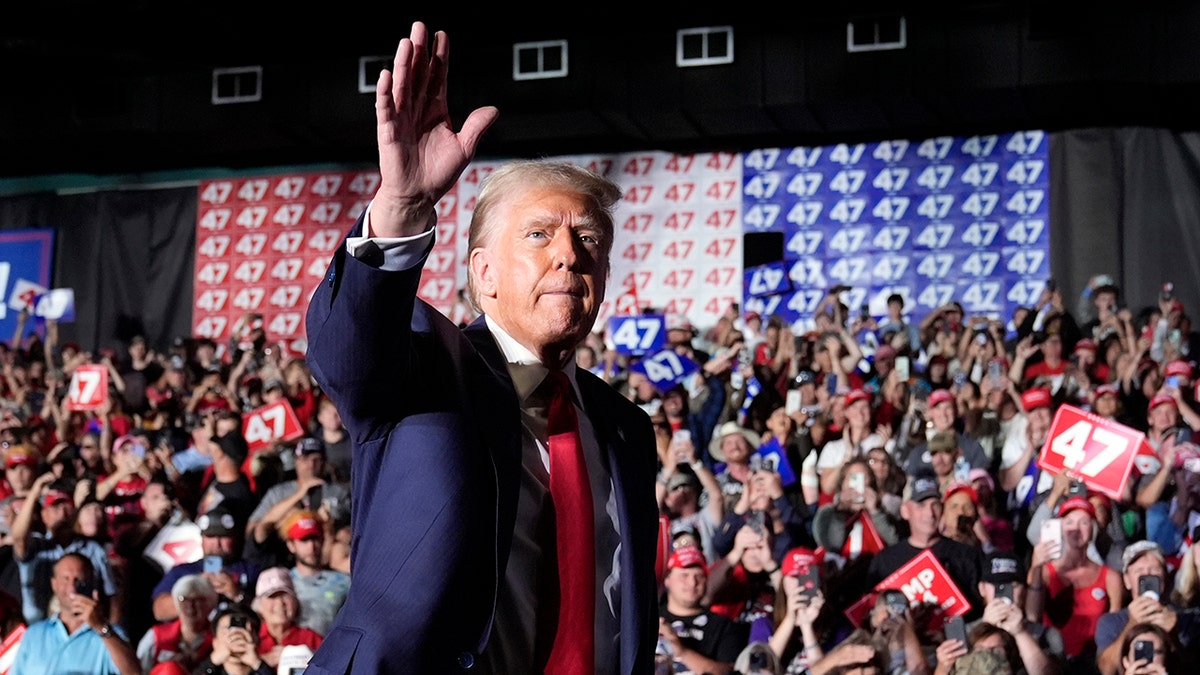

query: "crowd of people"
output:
0 310 349 674
0 271 1198 675
620 275 1198 675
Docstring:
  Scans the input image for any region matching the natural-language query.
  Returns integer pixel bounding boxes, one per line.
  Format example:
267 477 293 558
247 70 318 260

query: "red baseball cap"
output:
781 546 824 577
1165 360 1193 379
286 516 322 540
845 389 872 407
667 546 707 573
1148 393 1177 414
1057 495 1096 519
1021 388 1052 411
1094 383 1120 399
942 482 979 505
4 447 37 469
928 389 955 408
1074 339 1097 353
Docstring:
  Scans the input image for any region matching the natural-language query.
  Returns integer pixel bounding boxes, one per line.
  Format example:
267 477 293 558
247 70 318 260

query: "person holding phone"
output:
194 603 273 675
1095 540 1200 675
768 547 829 672
1117 623 1180 675
657 432 725 563
970 551 1065 674
811 458 899 562
9 552 140 675
813 390 884 500
1025 496 1122 666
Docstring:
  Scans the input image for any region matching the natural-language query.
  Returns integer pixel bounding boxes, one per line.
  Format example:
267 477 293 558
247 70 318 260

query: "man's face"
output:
664 566 707 609
288 535 324 569
295 452 325 479
202 534 236 557
50 556 90 608
471 186 609 362
902 497 942 539
41 498 75 532
5 464 32 492
720 434 751 464
317 402 342 431
929 400 955 431
1150 404 1180 432
1124 554 1166 593
930 447 958 477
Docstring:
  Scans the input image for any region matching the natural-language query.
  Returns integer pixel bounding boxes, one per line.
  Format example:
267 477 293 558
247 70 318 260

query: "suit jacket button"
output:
457 652 476 669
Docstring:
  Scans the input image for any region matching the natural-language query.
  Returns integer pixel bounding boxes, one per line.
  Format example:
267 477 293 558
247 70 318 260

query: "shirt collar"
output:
484 315 581 406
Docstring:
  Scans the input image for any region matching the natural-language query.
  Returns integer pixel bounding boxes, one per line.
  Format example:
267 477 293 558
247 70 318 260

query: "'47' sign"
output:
1036 404 1148 500
631 349 699 392
607 315 665 356
242 399 305 452
65 364 108 411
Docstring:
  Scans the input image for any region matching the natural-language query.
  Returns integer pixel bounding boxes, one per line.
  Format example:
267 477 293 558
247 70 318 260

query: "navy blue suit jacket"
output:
303 217 659 674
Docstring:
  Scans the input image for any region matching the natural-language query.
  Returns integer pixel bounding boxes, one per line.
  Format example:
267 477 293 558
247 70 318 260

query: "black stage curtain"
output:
0 186 196 353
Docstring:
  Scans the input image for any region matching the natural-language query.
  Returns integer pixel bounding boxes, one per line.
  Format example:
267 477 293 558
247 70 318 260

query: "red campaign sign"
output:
655 515 671 587
0 624 26 675
874 549 971 621
65 364 108 411
1036 404 1148 500
841 510 886 561
241 399 304 452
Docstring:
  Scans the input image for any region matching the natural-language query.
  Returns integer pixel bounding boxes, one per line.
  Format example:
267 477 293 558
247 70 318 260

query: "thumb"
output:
457 106 500 160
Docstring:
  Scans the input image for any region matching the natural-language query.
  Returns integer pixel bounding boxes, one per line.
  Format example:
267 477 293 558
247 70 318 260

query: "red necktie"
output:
543 370 596 675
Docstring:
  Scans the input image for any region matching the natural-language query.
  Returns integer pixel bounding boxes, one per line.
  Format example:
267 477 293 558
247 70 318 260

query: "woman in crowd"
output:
812 458 899 562
1024 496 1122 666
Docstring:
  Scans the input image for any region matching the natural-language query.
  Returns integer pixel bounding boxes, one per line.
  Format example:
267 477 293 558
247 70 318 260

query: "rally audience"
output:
3 277 1200 674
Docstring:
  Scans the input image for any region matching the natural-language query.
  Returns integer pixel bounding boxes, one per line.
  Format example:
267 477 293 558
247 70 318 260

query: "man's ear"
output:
470 248 497 300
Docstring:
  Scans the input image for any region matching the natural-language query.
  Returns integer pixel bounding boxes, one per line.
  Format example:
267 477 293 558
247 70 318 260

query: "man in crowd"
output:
10 553 140 675
245 437 348 567
1095 540 1200 674
152 505 260 623
867 473 985 620
658 546 747 675
281 509 349 636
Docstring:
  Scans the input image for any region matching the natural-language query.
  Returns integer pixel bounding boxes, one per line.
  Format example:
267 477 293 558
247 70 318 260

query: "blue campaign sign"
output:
630 348 699 392
607 314 666 356
744 262 792 299
0 229 55 341
756 437 798 487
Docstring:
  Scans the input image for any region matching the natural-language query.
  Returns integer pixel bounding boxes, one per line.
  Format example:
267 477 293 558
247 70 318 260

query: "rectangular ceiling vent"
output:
677 26 734 67
847 16 907 53
513 40 568 81
359 56 392 93
212 66 262 105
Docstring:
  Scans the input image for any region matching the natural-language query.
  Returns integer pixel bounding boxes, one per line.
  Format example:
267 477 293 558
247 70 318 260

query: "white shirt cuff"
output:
345 202 436 272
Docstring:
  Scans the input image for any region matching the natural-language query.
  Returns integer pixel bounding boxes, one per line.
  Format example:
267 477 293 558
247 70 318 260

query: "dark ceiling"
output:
4 3 1200 180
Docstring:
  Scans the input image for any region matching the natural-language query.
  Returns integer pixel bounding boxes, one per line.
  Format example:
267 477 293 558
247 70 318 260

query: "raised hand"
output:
372 21 499 237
